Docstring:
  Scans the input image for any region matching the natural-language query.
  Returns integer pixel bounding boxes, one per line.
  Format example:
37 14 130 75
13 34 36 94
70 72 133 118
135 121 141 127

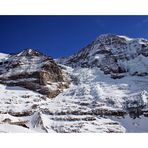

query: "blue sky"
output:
0 16 148 58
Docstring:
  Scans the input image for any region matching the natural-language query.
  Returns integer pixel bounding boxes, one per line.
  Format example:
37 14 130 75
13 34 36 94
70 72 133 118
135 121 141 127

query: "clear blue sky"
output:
0 16 148 58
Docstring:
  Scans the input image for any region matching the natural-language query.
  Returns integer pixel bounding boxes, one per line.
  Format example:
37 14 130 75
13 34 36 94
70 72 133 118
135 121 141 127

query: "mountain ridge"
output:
59 34 148 78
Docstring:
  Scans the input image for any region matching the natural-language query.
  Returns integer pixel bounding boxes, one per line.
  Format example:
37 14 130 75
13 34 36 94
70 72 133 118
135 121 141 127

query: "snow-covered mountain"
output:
0 49 69 98
60 34 148 78
0 34 148 133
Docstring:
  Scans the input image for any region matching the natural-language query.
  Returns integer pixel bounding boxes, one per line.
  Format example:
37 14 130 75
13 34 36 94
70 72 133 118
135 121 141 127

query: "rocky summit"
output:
0 48 69 98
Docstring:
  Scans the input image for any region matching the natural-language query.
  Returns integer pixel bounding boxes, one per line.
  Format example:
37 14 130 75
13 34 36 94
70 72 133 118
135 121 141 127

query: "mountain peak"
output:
95 33 133 42
60 34 148 78
17 48 43 57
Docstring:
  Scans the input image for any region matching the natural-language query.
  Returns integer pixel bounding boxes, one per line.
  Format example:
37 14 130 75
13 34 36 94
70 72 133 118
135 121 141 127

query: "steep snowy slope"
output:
70 67 148 109
0 82 125 133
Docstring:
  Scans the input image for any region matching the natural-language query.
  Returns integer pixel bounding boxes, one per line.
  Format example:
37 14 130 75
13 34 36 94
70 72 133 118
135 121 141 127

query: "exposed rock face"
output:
60 34 148 78
0 48 69 98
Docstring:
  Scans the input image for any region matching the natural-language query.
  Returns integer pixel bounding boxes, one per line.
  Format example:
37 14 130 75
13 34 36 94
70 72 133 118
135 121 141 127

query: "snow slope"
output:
0 63 147 132
0 53 9 61
0 124 36 133
60 34 148 77
72 67 148 109
0 77 125 133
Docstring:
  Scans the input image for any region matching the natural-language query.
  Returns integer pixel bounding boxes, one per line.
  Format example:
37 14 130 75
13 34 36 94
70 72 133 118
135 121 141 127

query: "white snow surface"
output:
0 124 37 133
71 67 148 108
111 115 148 133
0 53 9 61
